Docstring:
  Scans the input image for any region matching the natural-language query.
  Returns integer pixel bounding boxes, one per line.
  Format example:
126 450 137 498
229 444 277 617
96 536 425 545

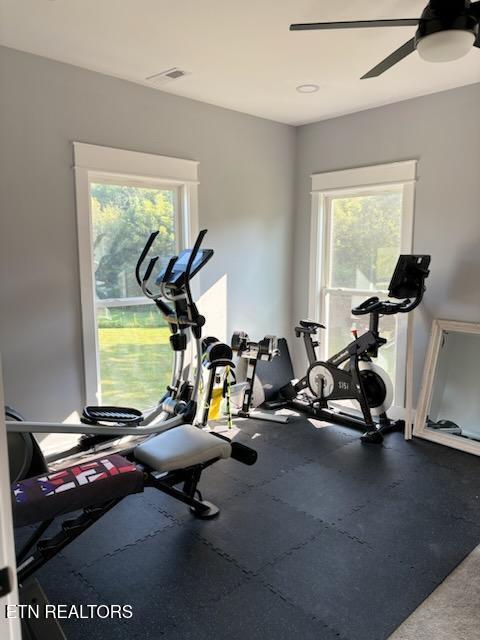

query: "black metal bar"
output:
303 333 317 366
182 466 202 499
349 354 375 430
241 358 258 415
17 499 121 584
147 471 210 514
135 230 159 287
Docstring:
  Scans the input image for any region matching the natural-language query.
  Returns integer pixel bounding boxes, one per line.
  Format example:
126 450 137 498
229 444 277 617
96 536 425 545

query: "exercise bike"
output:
270 254 430 444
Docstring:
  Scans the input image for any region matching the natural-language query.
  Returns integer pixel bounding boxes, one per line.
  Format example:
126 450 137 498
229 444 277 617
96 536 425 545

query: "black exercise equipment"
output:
198 337 236 427
7 229 218 480
13 424 256 584
8 230 258 589
231 331 290 424
269 255 431 444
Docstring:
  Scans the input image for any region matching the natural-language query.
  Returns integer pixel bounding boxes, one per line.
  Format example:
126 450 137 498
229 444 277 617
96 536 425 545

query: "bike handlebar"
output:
351 296 380 315
351 292 425 316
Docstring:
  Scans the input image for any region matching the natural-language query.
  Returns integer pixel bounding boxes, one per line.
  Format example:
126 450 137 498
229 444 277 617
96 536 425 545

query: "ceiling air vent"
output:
146 68 190 87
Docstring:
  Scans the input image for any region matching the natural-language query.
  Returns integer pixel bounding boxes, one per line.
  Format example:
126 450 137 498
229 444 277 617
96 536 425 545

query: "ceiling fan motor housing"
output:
415 2 479 47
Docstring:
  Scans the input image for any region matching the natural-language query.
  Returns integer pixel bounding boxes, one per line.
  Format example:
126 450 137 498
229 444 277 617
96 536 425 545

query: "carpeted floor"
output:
17 417 480 640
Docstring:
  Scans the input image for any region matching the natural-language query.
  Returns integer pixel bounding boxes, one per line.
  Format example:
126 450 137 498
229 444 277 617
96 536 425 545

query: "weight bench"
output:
13 424 256 584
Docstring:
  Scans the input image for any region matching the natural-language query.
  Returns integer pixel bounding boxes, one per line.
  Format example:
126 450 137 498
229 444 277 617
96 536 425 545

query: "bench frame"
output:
16 453 224 584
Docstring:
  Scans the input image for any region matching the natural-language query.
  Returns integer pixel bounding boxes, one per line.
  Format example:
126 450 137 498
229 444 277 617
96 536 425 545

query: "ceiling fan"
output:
290 0 480 78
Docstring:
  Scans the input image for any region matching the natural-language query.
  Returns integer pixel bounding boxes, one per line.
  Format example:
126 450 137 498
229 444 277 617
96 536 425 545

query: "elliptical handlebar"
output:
134 228 211 337
160 256 179 288
136 228 210 299
185 229 208 284
143 256 159 284
135 231 160 288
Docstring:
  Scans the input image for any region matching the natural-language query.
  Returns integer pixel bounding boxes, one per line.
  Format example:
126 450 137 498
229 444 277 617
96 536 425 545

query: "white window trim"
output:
310 160 417 192
308 160 417 417
73 142 199 405
0 360 22 640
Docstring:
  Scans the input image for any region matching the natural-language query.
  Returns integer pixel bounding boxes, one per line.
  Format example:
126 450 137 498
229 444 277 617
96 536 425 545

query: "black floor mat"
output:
21 418 480 640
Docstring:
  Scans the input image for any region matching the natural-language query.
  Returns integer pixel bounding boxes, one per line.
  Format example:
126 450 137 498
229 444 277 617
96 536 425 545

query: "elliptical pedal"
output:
81 406 144 426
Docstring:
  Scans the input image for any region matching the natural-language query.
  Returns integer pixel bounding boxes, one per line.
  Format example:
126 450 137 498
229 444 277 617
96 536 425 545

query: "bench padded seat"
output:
12 454 144 528
134 424 231 472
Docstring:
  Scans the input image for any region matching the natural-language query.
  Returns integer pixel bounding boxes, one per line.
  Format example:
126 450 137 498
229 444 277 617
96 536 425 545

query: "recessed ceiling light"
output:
296 84 319 93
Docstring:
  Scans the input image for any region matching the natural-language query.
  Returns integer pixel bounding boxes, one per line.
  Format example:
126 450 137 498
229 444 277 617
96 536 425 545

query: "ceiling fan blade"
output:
290 19 419 31
361 38 416 79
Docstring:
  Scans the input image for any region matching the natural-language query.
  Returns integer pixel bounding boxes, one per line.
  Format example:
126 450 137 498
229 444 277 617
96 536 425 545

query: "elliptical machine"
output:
6 229 225 478
271 254 430 444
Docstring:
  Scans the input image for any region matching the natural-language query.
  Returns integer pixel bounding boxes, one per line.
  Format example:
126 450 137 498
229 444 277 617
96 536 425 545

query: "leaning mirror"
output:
414 319 480 454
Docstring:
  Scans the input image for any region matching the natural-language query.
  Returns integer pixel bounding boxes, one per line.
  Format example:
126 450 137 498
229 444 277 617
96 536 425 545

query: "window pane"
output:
325 293 397 383
91 182 177 408
91 183 176 300
97 304 172 409
329 191 402 290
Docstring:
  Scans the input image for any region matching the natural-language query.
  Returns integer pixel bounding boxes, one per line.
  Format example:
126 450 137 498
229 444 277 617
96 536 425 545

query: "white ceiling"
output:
1 0 480 125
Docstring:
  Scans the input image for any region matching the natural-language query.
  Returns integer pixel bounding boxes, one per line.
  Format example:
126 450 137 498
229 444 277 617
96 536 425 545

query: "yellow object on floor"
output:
208 388 223 421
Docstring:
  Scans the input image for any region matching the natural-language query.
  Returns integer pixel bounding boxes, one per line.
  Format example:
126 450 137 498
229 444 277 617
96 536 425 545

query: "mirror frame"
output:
414 318 480 455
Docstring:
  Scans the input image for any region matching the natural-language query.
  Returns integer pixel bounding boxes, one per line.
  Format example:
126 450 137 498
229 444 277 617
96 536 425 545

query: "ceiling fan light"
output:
417 29 475 63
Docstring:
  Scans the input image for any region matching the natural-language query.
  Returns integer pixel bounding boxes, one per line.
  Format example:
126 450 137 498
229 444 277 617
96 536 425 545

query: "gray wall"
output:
294 84 480 399
2 45 480 421
0 46 296 420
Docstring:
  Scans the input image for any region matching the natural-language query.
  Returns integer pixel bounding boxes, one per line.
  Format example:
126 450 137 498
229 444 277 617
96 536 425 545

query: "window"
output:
74 144 199 408
92 181 178 408
309 162 416 412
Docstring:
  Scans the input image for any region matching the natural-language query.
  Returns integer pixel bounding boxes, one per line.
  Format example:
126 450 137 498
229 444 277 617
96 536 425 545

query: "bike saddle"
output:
299 320 325 329
295 320 325 336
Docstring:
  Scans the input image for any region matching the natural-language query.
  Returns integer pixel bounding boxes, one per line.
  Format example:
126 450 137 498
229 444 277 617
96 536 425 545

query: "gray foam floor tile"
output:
261 525 437 640
261 461 378 524
191 486 323 572
61 493 174 567
79 525 249 631
338 485 480 579
32 555 133 640
320 439 414 485
165 577 340 640
20 417 480 640
237 418 357 457
219 432 311 486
